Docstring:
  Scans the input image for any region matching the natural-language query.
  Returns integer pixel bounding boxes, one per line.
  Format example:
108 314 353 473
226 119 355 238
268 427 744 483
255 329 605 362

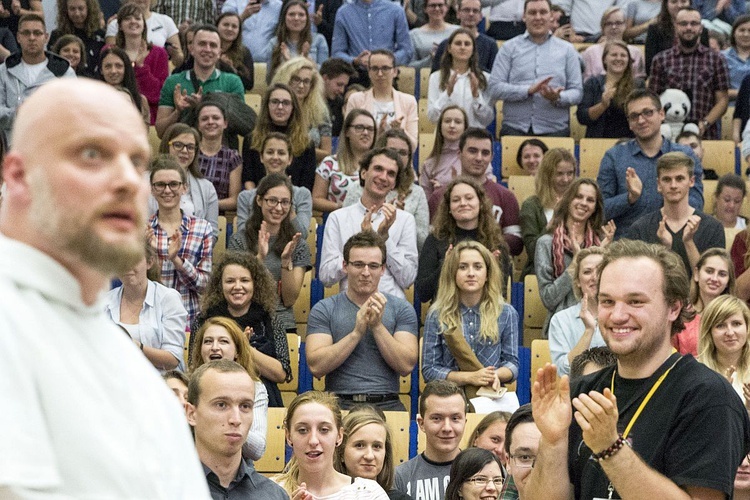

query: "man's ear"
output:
1 153 31 202
186 402 197 427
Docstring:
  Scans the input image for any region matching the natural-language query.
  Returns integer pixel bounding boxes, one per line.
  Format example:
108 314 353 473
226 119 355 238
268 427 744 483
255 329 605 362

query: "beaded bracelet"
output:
591 434 627 462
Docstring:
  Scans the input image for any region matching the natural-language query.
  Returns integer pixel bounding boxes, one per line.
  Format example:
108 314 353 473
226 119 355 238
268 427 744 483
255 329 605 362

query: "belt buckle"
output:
352 394 367 402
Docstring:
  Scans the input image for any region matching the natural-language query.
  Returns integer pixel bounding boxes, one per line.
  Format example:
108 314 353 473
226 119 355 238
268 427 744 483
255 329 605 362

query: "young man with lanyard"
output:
527 239 750 500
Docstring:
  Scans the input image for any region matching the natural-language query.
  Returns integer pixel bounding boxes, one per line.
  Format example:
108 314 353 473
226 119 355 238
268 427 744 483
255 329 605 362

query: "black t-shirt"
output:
568 353 750 499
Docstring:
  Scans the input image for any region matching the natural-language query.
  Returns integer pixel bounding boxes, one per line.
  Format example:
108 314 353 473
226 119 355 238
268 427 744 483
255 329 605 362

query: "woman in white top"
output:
427 28 494 129
104 0 183 66
275 391 389 500
106 244 187 372
409 0 458 69
189 316 270 461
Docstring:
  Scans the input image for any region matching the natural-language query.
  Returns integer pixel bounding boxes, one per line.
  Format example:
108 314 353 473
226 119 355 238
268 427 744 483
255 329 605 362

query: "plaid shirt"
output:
422 303 520 382
649 44 729 139
198 146 242 200
154 0 214 25
149 212 213 324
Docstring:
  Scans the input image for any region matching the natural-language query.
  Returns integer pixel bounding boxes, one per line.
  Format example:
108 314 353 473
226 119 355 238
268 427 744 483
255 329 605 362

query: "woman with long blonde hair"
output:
422 240 519 398
698 295 750 409
276 391 389 499
189 316 269 461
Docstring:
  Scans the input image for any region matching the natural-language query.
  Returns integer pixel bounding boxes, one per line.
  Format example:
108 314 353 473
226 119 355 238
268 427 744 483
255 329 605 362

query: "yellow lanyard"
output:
609 355 682 439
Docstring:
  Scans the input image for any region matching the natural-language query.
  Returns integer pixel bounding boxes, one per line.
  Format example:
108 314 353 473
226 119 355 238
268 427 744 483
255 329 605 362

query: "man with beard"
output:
525 239 750 500
649 7 729 140
0 79 210 498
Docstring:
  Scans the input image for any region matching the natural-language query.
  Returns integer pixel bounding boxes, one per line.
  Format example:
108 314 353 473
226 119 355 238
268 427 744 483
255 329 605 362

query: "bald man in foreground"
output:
0 79 210 498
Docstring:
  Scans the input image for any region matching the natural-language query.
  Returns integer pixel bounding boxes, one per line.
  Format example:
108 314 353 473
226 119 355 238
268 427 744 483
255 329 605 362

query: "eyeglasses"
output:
347 261 383 270
290 75 313 87
369 65 394 74
169 141 196 152
350 124 375 134
263 197 292 208
19 29 45 37
269 98 293 108
626 107 658 122
676 20 702 27
459 7 480 13
465 476 504 488
152 181 183 192
509 454 536 469
604 20 625 27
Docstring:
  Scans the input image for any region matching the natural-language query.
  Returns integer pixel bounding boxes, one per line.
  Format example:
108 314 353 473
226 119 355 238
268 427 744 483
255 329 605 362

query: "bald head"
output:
1 78 151 304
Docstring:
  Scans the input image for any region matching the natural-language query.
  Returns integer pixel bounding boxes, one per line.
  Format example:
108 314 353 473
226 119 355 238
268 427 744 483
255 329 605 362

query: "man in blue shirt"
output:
221 0 282 62
597 89 704 238
331 0 412 73
489 0 582 137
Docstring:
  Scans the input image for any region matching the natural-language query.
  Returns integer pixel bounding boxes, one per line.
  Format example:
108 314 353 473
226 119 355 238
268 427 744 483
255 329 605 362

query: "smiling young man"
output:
597 89 705 238
307 230 418 410
395 380 467 500
626 151 724 277
527 239 750 500
319 147 418 299
188 360 289 499
501 404 540 500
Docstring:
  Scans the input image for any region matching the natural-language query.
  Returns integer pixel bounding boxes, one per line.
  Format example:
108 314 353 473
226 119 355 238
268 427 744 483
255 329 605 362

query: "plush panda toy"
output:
659 88 700 140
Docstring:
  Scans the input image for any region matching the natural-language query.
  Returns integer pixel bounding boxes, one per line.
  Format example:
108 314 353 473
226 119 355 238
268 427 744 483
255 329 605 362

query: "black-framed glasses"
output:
263 197 292 208
350 124 375 134
290 75 313 87
465 476 504 488
152 181 183 192
626 108 657 122
169 141 196 152
347 261 383 270
269 98 293 108
509 454 536 469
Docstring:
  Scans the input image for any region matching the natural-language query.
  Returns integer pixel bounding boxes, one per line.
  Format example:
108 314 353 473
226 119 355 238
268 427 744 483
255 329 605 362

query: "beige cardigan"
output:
344 87 419 148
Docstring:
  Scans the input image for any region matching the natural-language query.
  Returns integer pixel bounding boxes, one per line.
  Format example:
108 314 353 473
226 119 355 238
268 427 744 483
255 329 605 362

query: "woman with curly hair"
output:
242 83 316 191
427 28 493 129
49 0 104 75
216 12 254 91
272 56 332 161
534 178 614 336
189 316 270 460
313 108 376 213
422 240 519 398
416 176 511 303
267 0 328 78
228 174 312 333
193 251 291 407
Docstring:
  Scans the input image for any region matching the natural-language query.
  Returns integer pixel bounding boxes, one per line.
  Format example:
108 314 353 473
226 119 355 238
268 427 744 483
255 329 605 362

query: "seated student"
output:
344 128 430 250
500 404 539 500
307 231 419 410
186 360 289 499
275 391 390 498
468 411 512 466
713 173 748 229
319 148 418 299
409 0 458 70
320 58 357 137
228 174 312 334
99 47 150 125
422 240 519 398
267 0 329 78
444 448 504 500
698 294 750 410
535 179 614 336
49 0 104 76
344 49 419 148
216 13 254 91
673 248 735 356
188 317 270 461
105 0 183 65
149 123 219 240
581 7 646 79
242 83 317 192
513 138 548 177
626 152 725 278
420 105 467 200
548 247 607 376
519 148 576 279
568 346 617 381
195 101 242 212
105 243 187 372
313 109 377 214
52 35 90 77
417 177 511 304
675 129 705 162
192 252 291 408
147 155 213 325
163 369 189 408
334 408 411 500
236 133 312 235
395 380 468 500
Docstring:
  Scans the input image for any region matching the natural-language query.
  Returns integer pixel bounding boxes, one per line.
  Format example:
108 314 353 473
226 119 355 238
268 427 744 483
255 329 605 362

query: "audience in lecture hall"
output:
21 1 750 495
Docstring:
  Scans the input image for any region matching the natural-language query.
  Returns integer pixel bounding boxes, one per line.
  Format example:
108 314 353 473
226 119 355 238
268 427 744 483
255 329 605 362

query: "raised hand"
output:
579 293 597 331
539 85 563 103
625 167 642 204
601 85 616 107
280 42 291 61
361 206 375 232
572 389 620 454
682 214 701 243
292 483 313 500
390 115 404 130
446 72 458 96
281 232 302 263
313 4 323 25
377 203 397 240
167 228 183 261
601 220 616 246
528 76 553 95
241 0 261 20
244 326 254 342
366 292 387 327
173 84 191 111
257 220 270 260
531 364 572 445
469 72 479 98
301 41 311 58
656 214 673 248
